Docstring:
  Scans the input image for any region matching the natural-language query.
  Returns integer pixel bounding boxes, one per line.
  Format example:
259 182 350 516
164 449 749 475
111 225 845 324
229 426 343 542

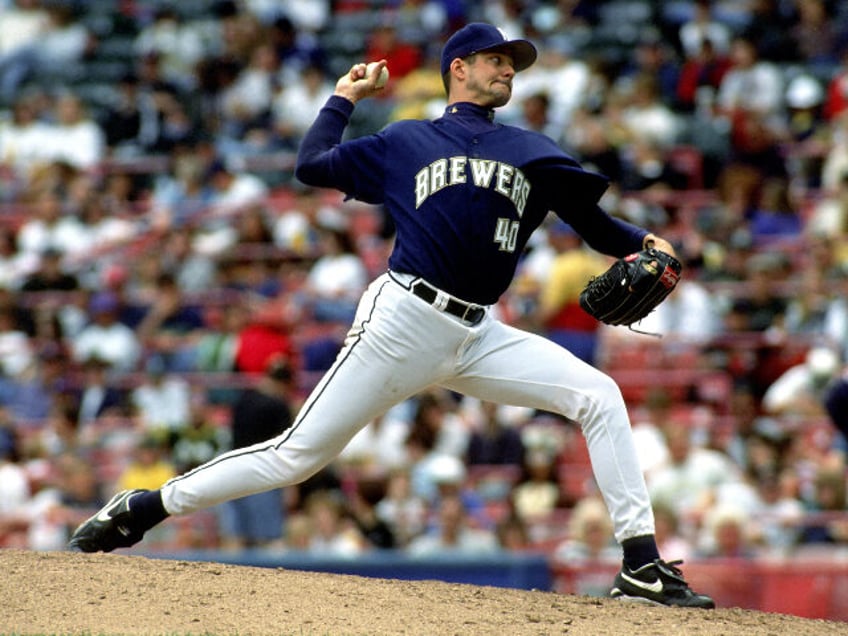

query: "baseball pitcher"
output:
69 22 713 609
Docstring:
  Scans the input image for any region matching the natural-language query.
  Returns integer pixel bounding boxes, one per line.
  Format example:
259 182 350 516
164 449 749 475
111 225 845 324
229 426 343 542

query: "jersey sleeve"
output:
294 95 387 204
526 158 647 257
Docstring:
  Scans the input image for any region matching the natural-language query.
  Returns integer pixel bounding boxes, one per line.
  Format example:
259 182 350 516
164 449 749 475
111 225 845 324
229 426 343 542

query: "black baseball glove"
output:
579 248 682 328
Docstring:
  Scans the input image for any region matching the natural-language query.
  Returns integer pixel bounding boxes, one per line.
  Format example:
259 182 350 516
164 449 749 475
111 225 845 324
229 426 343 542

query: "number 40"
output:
494 218 519 253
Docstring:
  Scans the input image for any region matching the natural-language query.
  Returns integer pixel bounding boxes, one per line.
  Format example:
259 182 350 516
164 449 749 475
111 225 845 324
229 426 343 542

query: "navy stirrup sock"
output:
129 490 169 531
621 534 661 571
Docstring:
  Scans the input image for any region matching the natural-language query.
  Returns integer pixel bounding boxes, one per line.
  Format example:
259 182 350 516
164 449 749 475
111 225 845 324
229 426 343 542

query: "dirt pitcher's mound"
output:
1 550 845 635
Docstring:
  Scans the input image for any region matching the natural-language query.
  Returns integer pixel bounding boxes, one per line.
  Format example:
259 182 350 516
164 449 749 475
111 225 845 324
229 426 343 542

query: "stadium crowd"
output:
3 0 848 578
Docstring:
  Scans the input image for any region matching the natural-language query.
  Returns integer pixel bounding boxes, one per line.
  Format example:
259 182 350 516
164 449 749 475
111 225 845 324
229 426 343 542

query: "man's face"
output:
463 51 516 108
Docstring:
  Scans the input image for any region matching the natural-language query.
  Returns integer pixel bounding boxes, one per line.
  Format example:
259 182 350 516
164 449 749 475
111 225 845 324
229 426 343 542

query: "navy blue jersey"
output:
297 97 647 304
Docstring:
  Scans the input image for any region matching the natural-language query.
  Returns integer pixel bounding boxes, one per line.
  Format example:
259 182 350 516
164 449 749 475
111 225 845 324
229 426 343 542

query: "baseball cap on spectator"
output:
548 219 578 238
429 454 467 485
89 291 119 314
440 23 537 76
786 74 823 110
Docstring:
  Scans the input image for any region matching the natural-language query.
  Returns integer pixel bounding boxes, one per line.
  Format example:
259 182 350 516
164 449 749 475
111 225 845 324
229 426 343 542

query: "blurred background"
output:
2 0 848 620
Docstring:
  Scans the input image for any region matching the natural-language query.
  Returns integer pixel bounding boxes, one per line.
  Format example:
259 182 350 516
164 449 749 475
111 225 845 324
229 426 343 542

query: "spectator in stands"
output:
0 422 30 548
653 502 694 563
406 492 499 556
619 138 690 192
0 0 50 103
748 468 805 554
503 41 590 136
824 48 848 122
533 220 609 365
783 264 840 336
813 111 848 195
337 408 411 472
387 47 445 123
268 15 326 81
375 466 427 548
301 488 366 556
134 8 207 92
411 390 469 463
789 0 841 76
347 475 396 549
194 302 249 376
716 36 786 176
132 53 197 155
135 272 206 372
25 451 104 550
0 304 35 378
797 465 848 545
807 171 848 239
510 447 565 524
696 505 758 559
740 0 796 64
272 62 334 150
75 192 139 258
0 227 36 290
270 186 321 256
74 354 126 429
364 21 422 83
619 73 682 150
647 422 742 534
219 355 295 550
31 4 94 78
16 188 88 258
194 169 270 255
630 277 721 344
231 299 294 375
218 42 279 141
36 401 82 459
99 72 143 154
722 252 788 333
303 214 369 324
746 177 803 247
495 511 531 551
784 73 828 188
149 141 216 230
205 158 270 220
553 495 622 565
465 400 525 467
678 0 732 60
421 452 488 530
130 354 192 436
762 346 841 418
0 92 53 183
19 248 78 294
71 291 142 372
717 34 784 126
562 108 624 185
170 393 230 473
510 91 558 141
116 434 178 494
676 37 732 114
42 92 105 170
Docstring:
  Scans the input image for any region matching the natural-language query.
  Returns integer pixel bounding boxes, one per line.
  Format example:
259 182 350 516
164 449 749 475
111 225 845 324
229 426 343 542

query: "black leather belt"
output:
410 281 486 325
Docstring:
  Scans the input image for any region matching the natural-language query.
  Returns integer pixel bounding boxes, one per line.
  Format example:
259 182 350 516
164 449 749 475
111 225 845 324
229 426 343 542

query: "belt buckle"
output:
433 290 450 312
461 303 482 325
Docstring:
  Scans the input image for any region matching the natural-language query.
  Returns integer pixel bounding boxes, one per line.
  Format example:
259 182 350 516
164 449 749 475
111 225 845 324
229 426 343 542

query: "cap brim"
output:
478 39 537 72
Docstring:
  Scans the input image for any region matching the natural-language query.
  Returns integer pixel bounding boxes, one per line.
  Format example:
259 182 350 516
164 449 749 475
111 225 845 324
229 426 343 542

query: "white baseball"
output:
366 62 389 88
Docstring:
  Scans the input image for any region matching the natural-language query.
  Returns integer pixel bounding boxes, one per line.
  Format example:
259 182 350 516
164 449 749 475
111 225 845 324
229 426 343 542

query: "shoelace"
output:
655 559 688 584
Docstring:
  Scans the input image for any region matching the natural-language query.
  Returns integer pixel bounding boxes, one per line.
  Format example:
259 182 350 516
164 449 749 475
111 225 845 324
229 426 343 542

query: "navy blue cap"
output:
440 23 537 76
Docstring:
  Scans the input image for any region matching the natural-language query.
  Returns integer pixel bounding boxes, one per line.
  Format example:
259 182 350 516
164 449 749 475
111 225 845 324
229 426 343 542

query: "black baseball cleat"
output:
610 559 715 609
68 489 148 553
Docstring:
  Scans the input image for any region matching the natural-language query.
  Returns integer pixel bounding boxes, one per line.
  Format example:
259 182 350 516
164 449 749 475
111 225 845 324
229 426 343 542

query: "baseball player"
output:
69 23 714 609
